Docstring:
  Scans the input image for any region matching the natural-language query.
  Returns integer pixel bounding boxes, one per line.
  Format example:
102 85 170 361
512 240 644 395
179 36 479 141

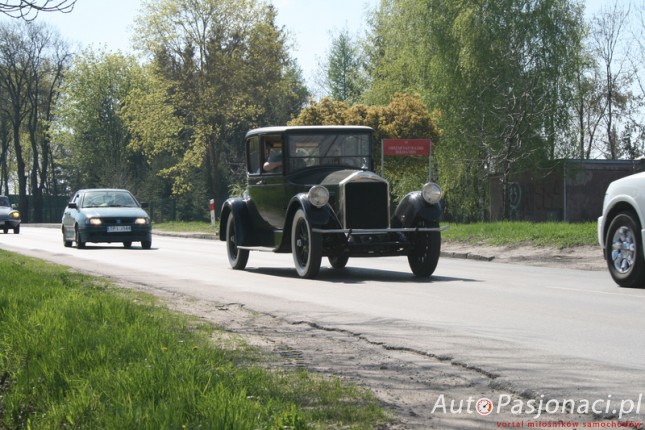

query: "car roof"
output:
246 125 374 138
76 188 133 193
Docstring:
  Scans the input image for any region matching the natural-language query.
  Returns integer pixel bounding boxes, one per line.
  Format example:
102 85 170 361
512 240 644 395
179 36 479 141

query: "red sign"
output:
383 139 431 156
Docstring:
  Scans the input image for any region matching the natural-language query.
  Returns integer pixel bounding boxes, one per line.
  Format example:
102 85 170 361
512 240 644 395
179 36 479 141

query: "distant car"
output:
598 172 645 287
62 189 152 249
220 125 446 279
0 195 20 234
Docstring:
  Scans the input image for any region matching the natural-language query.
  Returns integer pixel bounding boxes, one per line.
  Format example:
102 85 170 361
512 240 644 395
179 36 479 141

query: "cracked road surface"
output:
2 226 644 429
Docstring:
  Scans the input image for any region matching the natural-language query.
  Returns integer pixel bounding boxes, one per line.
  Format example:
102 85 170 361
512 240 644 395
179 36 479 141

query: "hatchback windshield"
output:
287 133 371 171
81 191 138 208
0 197 9 207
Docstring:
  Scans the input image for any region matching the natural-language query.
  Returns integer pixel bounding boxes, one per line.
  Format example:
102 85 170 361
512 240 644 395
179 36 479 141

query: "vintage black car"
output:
220 126 445 279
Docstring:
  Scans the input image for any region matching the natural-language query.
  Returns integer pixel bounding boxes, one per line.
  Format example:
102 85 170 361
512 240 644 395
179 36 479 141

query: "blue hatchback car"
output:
61 189 152 249
0 195 20 234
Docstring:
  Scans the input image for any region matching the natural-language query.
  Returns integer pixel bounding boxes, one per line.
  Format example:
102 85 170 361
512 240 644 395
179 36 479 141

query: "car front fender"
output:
287 193 337 227
392 191 442 228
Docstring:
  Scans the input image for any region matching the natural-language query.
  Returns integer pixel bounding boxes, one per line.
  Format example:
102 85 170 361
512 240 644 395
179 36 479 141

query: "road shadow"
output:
246 265 478 284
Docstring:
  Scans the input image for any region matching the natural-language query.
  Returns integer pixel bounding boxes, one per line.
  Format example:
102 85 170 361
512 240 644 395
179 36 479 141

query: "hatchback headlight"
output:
88 218 102 225
9 211 19 219
135 217 149 225
308 185 329 208
422 182 443 204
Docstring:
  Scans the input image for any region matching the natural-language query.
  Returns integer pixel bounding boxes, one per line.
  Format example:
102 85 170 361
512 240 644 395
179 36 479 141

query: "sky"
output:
0 0 623 89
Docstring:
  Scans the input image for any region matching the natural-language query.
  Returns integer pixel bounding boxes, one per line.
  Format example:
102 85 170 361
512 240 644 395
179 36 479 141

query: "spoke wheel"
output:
291 208 322 278
606 212 645 288
226 215 249 270
407 220 441 277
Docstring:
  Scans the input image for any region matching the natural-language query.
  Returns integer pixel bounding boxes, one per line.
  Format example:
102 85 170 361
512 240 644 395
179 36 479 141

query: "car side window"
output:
262 136 283 174
247 136 261 175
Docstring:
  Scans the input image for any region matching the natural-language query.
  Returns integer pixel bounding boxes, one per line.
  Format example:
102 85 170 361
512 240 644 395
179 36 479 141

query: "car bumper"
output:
78 226 151 243
1 219 20 229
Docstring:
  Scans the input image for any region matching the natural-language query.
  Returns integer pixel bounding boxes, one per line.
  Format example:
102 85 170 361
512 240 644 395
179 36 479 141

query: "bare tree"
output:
0 21 71 221
590 2 637 159
0 0 75 21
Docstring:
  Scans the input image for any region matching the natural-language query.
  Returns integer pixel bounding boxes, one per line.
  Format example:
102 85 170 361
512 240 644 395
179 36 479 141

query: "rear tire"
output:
408 220 441 277
292 209 322 278
606 212 645 288
226 215 248 270
328 255 349 269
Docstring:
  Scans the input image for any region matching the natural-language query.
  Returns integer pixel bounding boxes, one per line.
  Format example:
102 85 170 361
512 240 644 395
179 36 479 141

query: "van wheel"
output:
606 212 645 288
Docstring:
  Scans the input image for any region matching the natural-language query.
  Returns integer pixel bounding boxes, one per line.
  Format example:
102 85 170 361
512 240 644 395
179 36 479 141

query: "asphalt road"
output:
2 225 645 424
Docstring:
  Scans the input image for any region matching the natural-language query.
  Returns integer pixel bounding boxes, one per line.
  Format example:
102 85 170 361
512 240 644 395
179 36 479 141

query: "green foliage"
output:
127 0 308 204
365 0 586 221
0 250 386 429
289 93 440 201
443 221 598 248
323 28 367 103
54 50 147 192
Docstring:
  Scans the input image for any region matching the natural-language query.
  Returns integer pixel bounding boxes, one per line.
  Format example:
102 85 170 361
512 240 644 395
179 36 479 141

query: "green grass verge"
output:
153 221 218 234
0 250 386 429
154 220 599 248
442 221 598 248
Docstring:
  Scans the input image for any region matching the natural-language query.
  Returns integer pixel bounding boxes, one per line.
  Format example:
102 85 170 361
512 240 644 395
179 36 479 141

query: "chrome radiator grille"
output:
343 181 389 229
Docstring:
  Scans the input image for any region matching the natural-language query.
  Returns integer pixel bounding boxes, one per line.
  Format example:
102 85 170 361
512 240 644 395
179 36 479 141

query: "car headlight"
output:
422 182 442 204
9 211 19 219
88 218 102 225
308 185 329 208
135 217 149 225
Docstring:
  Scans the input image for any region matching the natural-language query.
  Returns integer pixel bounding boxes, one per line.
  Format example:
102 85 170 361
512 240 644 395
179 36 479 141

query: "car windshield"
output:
0 197 9 207
287 133 371 171
81 191 138 208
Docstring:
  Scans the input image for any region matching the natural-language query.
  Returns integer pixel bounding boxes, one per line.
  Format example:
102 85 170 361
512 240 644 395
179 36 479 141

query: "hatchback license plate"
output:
107 225 131 233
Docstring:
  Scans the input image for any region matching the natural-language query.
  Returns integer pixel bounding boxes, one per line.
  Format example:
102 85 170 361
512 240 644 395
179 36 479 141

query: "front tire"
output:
226 215 249 270
408 220 441 277
13 225 19 234
141 240 152 250
75 226 86 249
292 208 322 278
606 212 645 288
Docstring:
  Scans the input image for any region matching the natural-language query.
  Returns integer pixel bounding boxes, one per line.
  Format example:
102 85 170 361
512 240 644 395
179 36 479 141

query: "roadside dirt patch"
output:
442 242 606 272
123 243 610 429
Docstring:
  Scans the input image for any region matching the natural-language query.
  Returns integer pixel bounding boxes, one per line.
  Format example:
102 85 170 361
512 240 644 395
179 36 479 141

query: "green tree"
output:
289 93 439 202
322 28 367 103
54 50 146 192
129 0 307 208
366 0 585 221
0 20 71 221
